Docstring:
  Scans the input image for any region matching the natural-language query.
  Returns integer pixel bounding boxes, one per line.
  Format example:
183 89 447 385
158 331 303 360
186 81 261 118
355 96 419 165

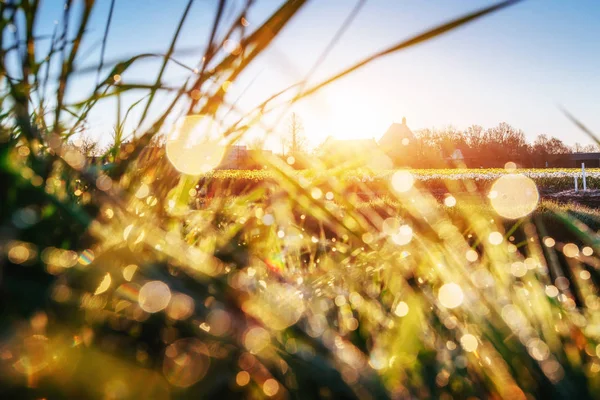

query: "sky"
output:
31 0 600 150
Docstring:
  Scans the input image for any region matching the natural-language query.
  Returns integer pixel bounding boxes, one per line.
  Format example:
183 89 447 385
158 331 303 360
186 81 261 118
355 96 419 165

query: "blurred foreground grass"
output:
6 0 600 399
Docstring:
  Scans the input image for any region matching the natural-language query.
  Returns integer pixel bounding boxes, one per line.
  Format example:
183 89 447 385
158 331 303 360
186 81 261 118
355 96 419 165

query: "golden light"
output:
135 183 150 199
122 264 137 281
244 283 305 330
490 174 539 219
543 237 555 247
394 301 409 317
94 273 111 295
12 335 51 375
382 218 401 235
391 170 414 193
166 293 195 320
444 195 457 207
263 379 279 397
511 262 527 278
96 174 112 191
545 285 559 298
563 243 579 258
466 249 479 262
8 243 31 264
488 231 504 245
236 371 250 386
163 338 210 387
139 281 172 313
207 309 232 336
582 246 593 256
165 115 226 176
527 338 550 361
580 270 591 280
460 334 478 352
244 327 270 354
391 225 413 245
311 187 322 199
438 283 464 309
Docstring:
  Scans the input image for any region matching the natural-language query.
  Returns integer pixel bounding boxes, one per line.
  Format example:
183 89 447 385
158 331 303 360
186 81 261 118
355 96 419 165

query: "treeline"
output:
403 122 597 168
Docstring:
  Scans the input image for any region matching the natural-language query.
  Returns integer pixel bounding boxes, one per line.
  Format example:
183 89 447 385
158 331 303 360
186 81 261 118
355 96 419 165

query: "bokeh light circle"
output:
489 174 539 219
438 283 464 309
166 293 195 320
391 225 413 245
460 334 478 352
166 115 226 175
163 338 210 387
139 281 172 313
563 243 579 258
391 170 414 193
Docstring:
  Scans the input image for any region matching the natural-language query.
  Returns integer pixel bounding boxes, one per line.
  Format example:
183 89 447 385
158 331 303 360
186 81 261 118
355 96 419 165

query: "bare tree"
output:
247 136 265 150
572 142 598 153
533 134 570 155
70 134 99 157
281 113 307 154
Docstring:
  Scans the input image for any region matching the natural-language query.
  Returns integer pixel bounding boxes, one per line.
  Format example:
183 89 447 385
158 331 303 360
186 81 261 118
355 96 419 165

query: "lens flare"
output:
78 249 95 265
94 273 111 295
166 115 226 176
166 293 195 321
139 281 172 313
163 338 210 387
263 379 279 397
563 243 579 258
391 170 414 193
236 371 250 386
444 195 457 207
391 225 413 245
460 334 478 352
394 301 409 317
244 327 270 354
490 174 539 219
438 283 464 309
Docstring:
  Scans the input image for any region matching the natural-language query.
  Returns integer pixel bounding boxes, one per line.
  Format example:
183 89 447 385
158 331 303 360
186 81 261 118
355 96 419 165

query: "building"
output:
545 152 600 168
379 118 415 149
378 118 417 166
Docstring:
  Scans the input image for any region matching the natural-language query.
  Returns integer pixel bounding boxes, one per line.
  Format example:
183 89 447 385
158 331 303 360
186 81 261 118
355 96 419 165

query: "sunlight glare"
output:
490 174 539 219
166 115 226 176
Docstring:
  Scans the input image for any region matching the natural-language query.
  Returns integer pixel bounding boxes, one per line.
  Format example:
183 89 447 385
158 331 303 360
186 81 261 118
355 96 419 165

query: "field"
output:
8 151 600 398
3 1 600 399
193 168 598 192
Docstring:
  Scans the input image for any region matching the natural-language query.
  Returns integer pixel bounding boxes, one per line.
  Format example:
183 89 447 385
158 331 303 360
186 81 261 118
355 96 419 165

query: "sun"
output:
300 88 392 144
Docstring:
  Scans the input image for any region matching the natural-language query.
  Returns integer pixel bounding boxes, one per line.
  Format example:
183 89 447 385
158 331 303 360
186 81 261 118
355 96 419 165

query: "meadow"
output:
4 0 600 399
195 168 599 193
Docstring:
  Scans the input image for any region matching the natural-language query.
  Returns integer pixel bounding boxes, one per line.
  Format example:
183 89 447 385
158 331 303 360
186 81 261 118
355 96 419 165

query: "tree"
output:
413 128 443 168
281 113 308 154
481 122 528 164
533 134 570 155
70 134 99 157
246 136 266 150
464 125 485 152
572 142 598 153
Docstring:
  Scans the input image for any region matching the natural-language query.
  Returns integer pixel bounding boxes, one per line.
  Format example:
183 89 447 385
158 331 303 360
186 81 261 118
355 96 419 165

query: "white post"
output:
582 163 587 191
575 175 579 192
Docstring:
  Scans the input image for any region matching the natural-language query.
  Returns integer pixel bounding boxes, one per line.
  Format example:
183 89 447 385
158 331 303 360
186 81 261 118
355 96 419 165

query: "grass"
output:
7 1 600 399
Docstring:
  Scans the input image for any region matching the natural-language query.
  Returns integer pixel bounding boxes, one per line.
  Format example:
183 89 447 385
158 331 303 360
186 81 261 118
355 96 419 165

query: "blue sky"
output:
33 0 600 149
